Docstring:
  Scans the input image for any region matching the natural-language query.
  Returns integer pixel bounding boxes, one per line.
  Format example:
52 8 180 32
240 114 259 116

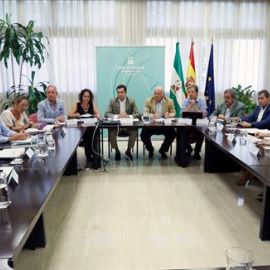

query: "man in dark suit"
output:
105 84 141 161
240 89 270 129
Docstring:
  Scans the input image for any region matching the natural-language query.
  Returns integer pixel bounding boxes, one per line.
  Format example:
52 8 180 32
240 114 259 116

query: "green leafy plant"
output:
0 13 49 112
232 85 257 115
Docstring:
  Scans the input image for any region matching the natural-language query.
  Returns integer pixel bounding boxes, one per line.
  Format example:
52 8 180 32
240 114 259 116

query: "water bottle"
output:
0 172 11 209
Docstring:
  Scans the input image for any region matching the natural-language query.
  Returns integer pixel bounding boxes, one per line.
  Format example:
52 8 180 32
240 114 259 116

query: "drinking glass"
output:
46 135 55 150
37 134 48 157
0 172 11 209
226 117 232 127
240 131 247 145
263 146 270 156
208 120 216 136
107 113 114 120
142 108 150 124
226 247 254 270
31 135 40 154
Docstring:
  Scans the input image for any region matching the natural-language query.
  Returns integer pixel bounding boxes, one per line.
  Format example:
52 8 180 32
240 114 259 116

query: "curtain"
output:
1 0 270 112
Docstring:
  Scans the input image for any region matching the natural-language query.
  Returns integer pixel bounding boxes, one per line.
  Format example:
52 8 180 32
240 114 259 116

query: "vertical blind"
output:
1 0 270 110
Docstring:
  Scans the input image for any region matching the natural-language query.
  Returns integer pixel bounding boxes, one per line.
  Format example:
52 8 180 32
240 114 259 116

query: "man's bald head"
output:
153 86 165 102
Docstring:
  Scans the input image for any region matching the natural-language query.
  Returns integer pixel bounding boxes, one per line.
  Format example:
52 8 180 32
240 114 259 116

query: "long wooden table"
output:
1 122 270 269
197 126 270 240
0 127 85 269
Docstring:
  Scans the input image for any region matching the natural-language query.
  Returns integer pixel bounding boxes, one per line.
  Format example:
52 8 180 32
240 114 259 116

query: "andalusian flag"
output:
204 43 215 114
186 41 196 89
170 42 186 117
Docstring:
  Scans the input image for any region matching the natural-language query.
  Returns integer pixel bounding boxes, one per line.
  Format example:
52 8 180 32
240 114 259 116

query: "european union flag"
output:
204 44 215 115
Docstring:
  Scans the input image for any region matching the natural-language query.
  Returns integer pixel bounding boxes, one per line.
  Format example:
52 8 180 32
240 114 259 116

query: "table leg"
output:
24 213 46 250
259 184 270 240
204 138 240 173
175 126 189 168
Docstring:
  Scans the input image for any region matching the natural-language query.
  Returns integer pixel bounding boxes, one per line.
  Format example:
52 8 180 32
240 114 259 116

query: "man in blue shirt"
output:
37 85 66 123
0 116 28 144
182 84 208 160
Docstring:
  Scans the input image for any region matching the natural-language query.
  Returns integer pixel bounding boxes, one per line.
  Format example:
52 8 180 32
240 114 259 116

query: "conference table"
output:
0 127 86 269
1 121 270 269
197 126 270 241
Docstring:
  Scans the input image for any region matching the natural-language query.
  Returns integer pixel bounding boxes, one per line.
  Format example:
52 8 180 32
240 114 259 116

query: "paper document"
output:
0 148 25 159
196 119 209 126
113 115 133 120
246 134 262 143
236 128 269 134
26 128 46 134
80 114 93 118
11 138 32 146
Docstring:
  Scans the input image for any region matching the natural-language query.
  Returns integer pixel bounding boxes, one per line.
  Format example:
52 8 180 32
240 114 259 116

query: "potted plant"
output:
0 13 49 113
232 85 257 115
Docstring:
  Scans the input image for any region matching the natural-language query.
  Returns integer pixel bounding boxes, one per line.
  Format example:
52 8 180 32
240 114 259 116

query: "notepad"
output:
0 148 25 159
11 138 32 146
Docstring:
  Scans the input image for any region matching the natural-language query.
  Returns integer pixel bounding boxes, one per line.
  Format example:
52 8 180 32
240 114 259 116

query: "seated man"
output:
37 85 66 123
211 88 245 120
140 86 176 159
237 90 270 186
240 89 270 129
105 84 141 160
182 84 207 160
0 116 28 144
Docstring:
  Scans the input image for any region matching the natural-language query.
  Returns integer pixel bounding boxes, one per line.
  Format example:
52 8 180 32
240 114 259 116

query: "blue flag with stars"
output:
204 44 215 115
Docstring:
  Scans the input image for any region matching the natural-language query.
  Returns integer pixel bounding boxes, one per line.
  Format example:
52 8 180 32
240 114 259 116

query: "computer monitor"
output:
182 111 203 125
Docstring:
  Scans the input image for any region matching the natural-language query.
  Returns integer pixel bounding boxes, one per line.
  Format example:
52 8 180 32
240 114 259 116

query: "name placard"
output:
227 133 235 143
217 123 224 131
26 147 34 159
249 143 260 156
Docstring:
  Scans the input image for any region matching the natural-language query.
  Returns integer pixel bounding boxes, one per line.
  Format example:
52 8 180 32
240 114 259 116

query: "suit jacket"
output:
211 100 245 118
37 98 66 124
241 104 270 129
144 96 176 118
105 97 141 119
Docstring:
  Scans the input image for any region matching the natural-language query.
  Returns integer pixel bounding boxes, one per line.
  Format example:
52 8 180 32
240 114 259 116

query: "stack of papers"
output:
246 134 262 143
26 128 46 134
80 113 94 118
66 119 79 127
119 118 134 126
196 119 209 126
0 148 25 159
11 138 32 147
178 118 192 125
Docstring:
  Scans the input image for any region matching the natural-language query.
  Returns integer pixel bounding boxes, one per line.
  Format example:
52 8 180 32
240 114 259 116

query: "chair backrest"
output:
29 113 38 123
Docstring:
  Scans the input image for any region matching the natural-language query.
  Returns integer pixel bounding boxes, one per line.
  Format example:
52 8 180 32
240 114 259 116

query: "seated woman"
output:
68 89 100 166
1 96 38 132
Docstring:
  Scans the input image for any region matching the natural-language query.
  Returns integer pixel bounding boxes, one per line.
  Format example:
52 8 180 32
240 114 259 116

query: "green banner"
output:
96 46 165 115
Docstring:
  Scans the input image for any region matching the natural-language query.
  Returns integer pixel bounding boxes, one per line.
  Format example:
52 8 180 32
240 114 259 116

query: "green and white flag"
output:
170 42 186 117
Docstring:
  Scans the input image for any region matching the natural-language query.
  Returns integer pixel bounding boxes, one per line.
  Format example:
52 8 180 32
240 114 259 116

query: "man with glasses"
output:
37 85 66 123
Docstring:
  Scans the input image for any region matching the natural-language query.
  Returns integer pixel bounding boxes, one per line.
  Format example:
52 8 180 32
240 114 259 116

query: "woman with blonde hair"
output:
1 95 38 131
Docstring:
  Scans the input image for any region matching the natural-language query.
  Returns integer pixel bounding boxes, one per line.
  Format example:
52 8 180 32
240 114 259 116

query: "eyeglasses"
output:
20 104 29 108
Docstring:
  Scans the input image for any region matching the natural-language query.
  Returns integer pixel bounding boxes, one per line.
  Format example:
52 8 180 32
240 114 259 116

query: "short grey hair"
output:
224 88 236 99
47 85 58 94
